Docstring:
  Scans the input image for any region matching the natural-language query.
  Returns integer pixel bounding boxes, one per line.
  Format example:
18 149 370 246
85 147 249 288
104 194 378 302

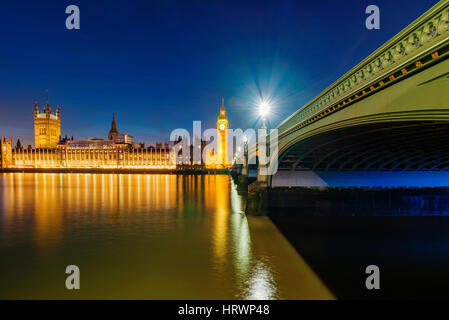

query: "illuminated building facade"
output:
0 137 13 169
7 143 174 169
0 104 222 171
5 113 175 169
34 101 61 148
216 98 230 168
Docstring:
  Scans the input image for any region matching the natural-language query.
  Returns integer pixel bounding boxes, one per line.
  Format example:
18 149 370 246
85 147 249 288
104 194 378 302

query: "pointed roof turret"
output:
34 101 39 117
44 89 51 113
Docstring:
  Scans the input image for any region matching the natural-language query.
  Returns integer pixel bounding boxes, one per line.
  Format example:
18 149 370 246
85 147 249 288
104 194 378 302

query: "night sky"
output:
0 0 440 147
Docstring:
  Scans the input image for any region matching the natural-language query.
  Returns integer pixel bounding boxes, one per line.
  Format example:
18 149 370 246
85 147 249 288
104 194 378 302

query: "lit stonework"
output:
217 98 230 168
0 137 13 169
6 111 176 170
8 142 174 169
34 101 61 148
2 105 219 171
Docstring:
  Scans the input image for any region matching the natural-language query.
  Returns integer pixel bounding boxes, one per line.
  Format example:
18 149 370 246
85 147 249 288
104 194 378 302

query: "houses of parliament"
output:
1 99 231 171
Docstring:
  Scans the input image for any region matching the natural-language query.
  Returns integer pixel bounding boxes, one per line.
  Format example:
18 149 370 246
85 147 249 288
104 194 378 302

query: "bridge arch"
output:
266 1 449 187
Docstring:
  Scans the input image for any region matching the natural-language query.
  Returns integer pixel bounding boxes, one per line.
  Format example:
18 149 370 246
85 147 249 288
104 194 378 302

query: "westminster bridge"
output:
241 0 449 188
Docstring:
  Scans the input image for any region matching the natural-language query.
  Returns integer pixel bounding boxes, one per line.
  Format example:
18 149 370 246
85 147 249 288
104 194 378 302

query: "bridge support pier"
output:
257 164 268 186
245 180 268 215
241 163 248 176
232 141 249 193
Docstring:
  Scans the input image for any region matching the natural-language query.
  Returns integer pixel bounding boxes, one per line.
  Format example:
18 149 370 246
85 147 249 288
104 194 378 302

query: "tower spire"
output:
44 89 51 113
219 97 226 117
108 112 118 140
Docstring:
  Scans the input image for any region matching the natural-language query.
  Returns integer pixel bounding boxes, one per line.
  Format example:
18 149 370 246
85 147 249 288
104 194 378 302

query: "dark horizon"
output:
0 0 440 147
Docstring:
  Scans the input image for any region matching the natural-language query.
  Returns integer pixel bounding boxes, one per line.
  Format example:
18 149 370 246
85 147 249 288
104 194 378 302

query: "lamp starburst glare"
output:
259 100 270 118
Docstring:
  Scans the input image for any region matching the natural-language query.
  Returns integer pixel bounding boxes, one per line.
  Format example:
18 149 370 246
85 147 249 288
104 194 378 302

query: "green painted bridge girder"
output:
278 58 449 159
271 0 449 156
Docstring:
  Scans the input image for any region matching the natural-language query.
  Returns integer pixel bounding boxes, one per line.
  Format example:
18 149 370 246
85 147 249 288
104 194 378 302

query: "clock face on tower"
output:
219 124 225 130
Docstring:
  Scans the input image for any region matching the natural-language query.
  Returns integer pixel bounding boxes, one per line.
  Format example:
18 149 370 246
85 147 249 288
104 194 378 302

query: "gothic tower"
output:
108 113 118 140
34 99 61 148
0 137 13 169
217 98 229 167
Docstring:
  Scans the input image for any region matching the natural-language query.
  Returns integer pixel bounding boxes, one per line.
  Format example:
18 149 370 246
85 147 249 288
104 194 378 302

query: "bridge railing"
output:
277 0 449 139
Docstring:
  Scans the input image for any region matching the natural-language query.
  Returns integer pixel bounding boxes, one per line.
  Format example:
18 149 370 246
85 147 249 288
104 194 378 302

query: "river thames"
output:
0 173 333 299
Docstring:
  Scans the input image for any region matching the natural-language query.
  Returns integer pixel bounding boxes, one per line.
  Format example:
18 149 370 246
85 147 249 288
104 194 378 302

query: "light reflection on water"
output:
0 173 332 299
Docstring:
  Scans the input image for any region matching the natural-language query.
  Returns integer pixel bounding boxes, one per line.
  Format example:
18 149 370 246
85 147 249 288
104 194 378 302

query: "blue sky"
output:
0 0 440 146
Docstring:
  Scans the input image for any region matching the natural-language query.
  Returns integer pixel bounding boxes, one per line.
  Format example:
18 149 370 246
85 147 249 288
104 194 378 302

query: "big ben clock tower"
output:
217 98 229 168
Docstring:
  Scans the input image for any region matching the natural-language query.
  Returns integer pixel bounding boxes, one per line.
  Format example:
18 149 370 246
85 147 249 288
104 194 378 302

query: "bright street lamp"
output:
258 100 270 129
259 101 270 119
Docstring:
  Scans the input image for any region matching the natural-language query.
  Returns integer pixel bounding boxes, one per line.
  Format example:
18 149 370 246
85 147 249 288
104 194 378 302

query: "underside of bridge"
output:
273 121 449 187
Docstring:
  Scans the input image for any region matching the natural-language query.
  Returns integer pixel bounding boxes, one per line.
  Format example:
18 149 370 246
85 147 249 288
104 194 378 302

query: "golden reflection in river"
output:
2 173 182 252
0 173 333 299
229 181 251 286
228 179 278 299
1 173 29 246
245 260 277 299
34 174 63 250
212 176 229 267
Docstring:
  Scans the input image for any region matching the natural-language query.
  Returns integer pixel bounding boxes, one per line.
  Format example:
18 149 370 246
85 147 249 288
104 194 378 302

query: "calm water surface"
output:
0 173 332 299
